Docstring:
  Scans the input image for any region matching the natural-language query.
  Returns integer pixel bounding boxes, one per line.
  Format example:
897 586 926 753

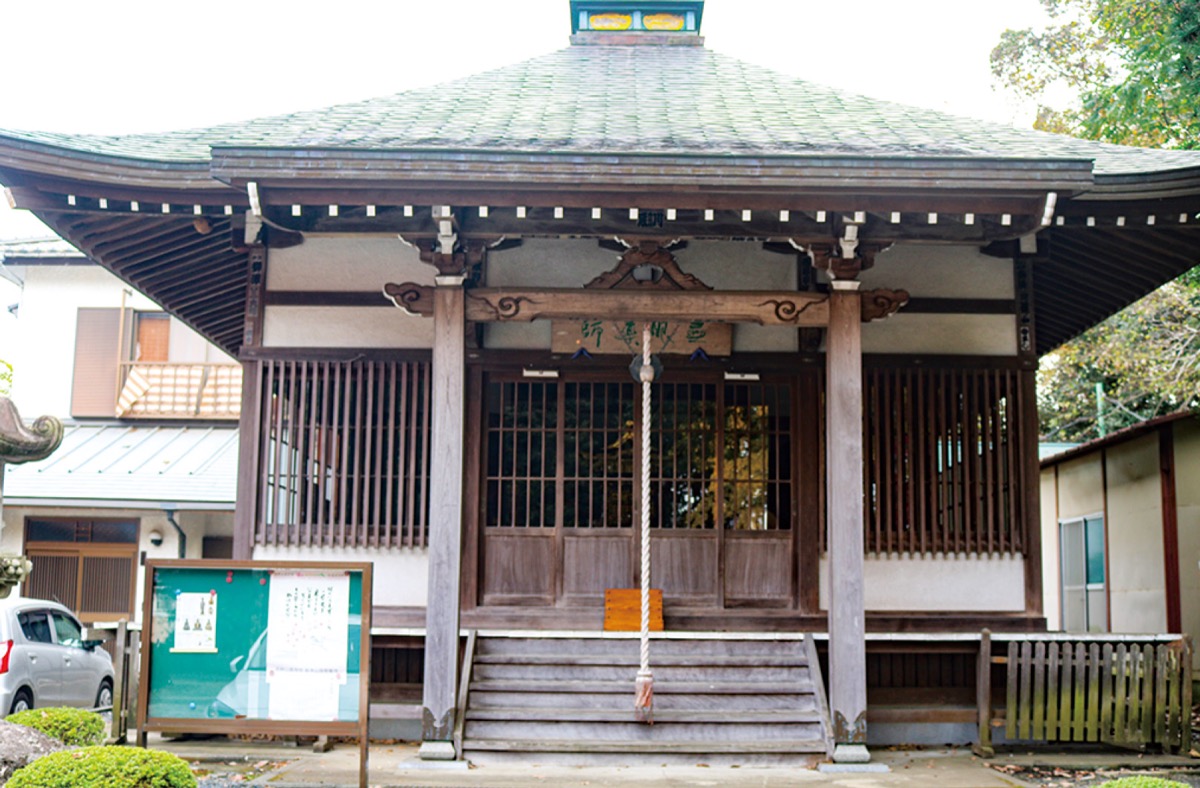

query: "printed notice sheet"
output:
171 591 217 653
265 572 350 720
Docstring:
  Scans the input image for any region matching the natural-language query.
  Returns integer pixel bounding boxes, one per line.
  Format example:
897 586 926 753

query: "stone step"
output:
462 737 829 754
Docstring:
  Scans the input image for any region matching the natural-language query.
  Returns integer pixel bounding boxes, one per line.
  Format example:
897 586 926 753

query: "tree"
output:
992 0 1200 148
993 0 1200 442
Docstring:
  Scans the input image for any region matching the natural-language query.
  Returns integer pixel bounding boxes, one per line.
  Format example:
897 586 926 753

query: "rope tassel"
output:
634 322 654 724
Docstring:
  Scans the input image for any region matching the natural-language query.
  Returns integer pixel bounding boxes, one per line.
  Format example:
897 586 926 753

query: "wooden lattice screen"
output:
850 367 1028 555
254 358 431 548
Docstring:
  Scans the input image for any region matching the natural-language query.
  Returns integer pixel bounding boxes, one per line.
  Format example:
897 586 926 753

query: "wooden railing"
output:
116 362 241 419
977 631 1193 755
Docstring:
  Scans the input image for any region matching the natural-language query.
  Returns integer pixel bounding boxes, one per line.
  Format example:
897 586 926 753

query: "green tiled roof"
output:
4 46 1200 177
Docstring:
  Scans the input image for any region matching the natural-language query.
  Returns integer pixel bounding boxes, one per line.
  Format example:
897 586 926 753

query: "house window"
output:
1060 515 1106 632
23 518 139 623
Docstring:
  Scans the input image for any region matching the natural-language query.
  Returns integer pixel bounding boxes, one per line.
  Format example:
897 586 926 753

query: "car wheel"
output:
9 689 32 715
95 680 113 710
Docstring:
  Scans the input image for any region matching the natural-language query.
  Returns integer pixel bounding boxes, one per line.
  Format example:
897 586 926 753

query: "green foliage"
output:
991 0 1200 148
0 359 11 397
6 746 197 788
1097 777 1190 788
995 0 1200 440
5 707 105 746
1038 281 1200 441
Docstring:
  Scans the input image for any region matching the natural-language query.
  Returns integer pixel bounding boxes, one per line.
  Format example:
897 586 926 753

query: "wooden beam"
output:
826 280 868 760
467 287 831 325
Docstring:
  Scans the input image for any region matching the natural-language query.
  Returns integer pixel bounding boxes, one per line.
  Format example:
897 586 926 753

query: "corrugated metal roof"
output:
2 46 1199 176
3 422 237 510
0 237 84 261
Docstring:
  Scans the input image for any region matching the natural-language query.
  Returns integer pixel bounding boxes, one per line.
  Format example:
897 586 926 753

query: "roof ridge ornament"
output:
570 1 704 46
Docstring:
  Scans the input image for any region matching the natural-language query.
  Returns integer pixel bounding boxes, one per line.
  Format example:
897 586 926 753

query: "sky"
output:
0 0 1050 240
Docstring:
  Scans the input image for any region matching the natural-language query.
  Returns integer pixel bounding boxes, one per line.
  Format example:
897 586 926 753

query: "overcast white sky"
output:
0 0 1049 239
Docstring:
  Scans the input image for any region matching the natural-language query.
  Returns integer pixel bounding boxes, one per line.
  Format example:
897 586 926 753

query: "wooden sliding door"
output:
477 371 796 612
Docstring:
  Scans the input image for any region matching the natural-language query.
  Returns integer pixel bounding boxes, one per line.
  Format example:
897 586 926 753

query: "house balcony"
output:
115 362 241 420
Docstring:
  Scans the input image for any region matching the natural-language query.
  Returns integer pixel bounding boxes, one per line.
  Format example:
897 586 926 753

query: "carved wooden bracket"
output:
585 240 711 291
414 238 489 278
382 282 434 317
860 288 910 322
807 242 887 280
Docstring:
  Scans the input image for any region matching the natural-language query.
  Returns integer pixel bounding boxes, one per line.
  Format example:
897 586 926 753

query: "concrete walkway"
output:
151 735 1200 787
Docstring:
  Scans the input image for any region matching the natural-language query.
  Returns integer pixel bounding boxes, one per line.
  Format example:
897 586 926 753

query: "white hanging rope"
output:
635 322 654 721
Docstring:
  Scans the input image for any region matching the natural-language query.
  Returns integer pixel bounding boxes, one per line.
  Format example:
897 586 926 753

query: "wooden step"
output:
469 690 817 711
470 679 818 694
471 663 813 682
475 637 805 658
462 737 829 754
465 707 823 723
473 653 808 667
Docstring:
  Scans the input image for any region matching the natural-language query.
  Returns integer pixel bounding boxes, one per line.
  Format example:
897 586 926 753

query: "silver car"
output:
0 597 115 714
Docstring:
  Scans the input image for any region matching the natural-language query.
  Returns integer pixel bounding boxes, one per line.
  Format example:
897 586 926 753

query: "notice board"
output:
136 560 372 786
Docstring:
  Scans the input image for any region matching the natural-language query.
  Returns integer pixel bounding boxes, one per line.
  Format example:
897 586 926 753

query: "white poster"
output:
265 572 349 720
170 591 217 653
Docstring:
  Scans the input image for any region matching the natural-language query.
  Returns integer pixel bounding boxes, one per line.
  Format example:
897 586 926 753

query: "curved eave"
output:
208 146 1098 196
1084 165 1200 201
0 134 223 192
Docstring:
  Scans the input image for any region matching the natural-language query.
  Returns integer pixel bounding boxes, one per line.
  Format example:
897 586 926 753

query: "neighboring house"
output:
0 238 238 626
1 0 1199 760
1040 412 1200 655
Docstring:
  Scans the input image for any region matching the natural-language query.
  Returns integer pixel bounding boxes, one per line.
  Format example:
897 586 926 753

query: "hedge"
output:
5 707 105 746
6 746 196 788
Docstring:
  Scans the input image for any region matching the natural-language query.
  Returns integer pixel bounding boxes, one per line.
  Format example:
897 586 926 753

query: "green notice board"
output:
137 560 372 749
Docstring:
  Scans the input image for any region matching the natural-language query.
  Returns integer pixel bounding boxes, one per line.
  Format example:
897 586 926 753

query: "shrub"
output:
6 746 196 788
5 707 105 746
1098 778 1190 788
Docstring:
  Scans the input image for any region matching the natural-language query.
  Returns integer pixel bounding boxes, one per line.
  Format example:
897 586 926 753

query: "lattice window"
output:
649 381 792 531
485 380 558 528
562 382 635 528
256 358 431 548
858 367 1026 555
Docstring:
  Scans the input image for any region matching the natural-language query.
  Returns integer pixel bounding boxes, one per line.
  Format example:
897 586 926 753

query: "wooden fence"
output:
977 631 1193 755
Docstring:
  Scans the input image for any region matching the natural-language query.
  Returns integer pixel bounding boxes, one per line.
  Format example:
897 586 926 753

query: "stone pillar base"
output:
418 741 457 761
833 743 871 763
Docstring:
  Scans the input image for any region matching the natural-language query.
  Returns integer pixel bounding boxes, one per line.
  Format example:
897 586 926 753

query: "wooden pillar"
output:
419 275 466 760
826 279 869 763
233 244 266 560
232 358 262 560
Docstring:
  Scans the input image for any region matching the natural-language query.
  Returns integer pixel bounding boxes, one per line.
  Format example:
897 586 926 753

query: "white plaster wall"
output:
266 236 431 291
1040 468 1063 630
1105 434 1167 633
1171 420 1200 668
252 545 428 609
861 313 1016 355
859 244 1014 298
818 553 1025 612
262 307 434 348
